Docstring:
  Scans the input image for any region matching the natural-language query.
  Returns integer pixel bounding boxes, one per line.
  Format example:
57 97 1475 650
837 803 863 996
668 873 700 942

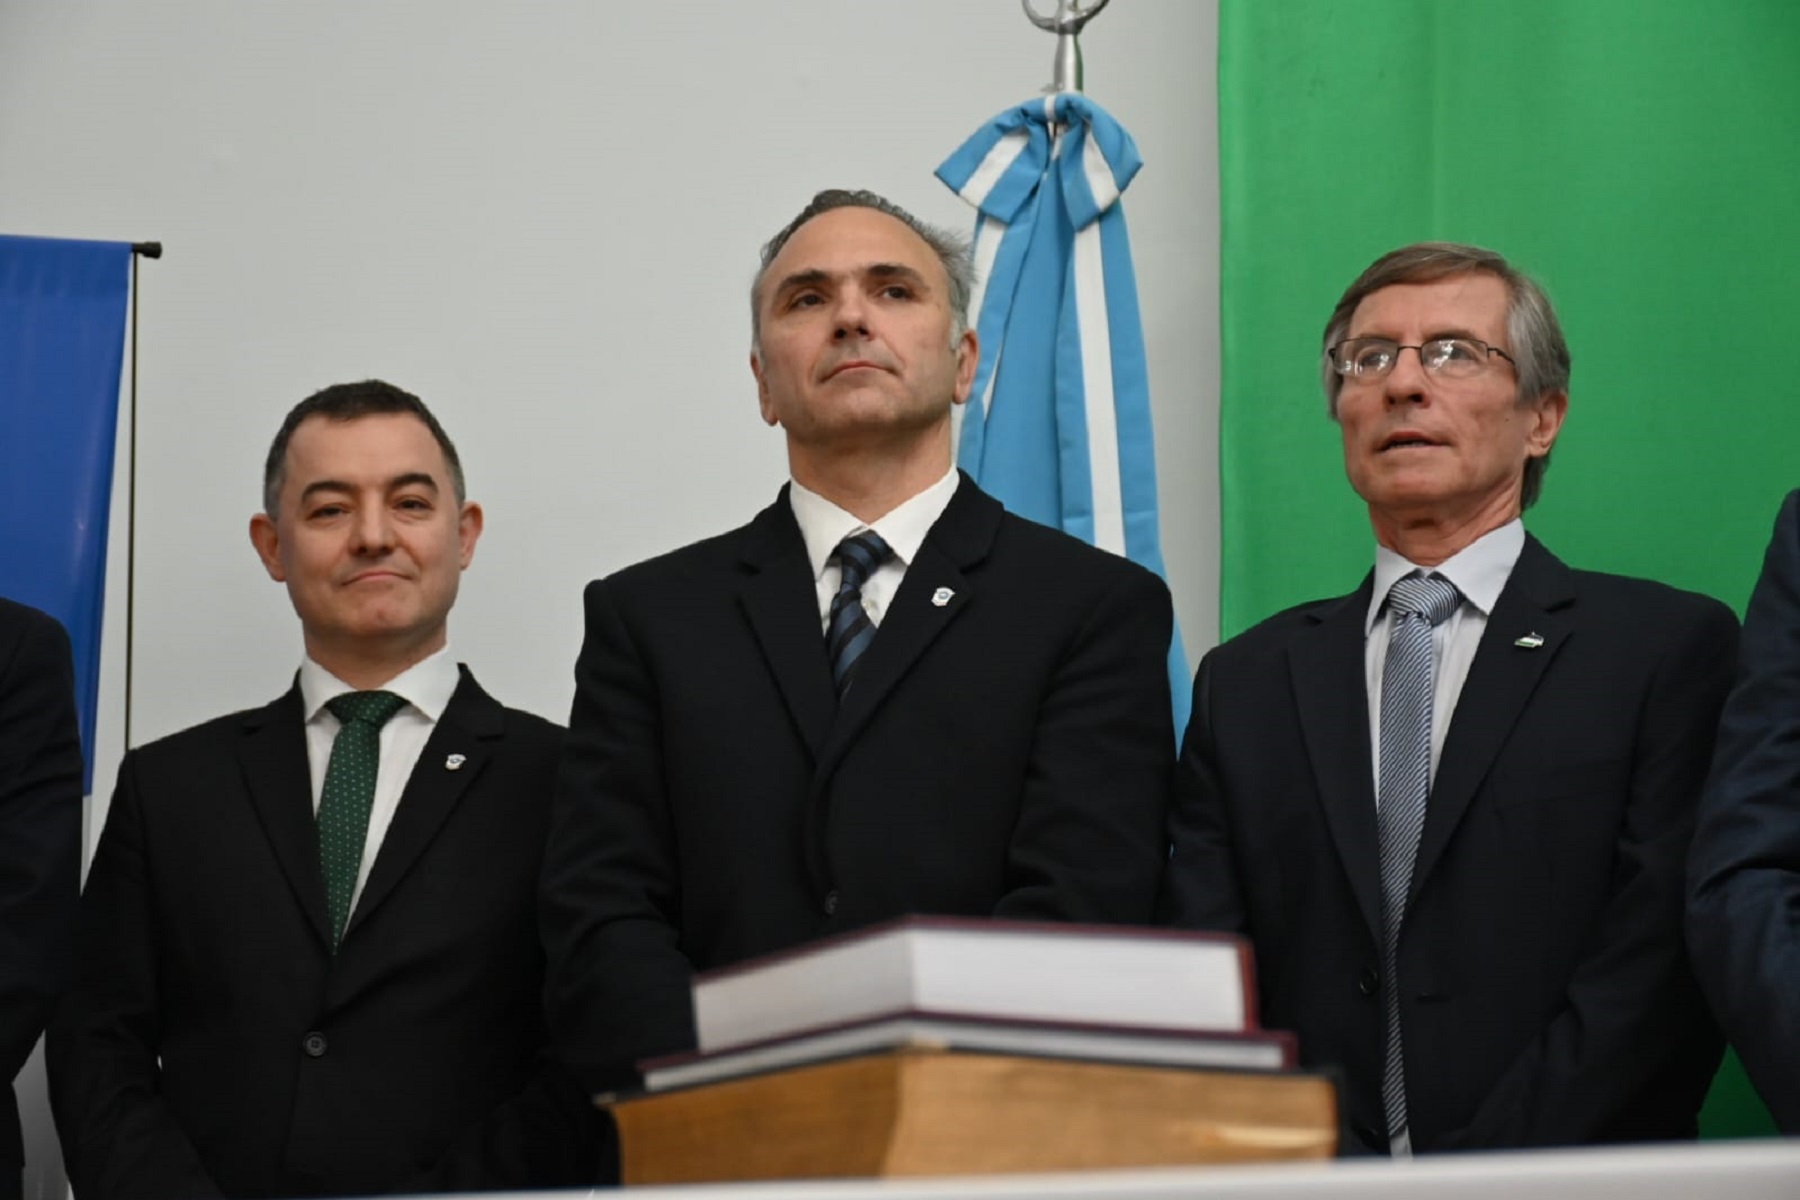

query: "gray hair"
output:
1320 242 1571 509
750 188 974 351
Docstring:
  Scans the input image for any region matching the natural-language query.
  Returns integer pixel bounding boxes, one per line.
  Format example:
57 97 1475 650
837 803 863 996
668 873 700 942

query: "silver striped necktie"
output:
1376 570 1462 1146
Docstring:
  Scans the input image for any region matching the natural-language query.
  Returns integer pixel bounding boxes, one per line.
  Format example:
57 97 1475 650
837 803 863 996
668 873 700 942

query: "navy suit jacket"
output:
1160 536 1736 1152
48 669 603 1197
541 476 1175 1085
0 600 82 1184
1689 488 1800 1131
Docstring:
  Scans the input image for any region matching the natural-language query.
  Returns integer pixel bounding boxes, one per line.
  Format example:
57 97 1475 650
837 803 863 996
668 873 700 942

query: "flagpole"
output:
124 241 160 753
1022 0 1111 94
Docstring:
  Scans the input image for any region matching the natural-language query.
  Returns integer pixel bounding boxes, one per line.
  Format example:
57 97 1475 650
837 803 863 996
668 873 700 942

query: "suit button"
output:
302 1031 328 1058
1358 967 1380 996
822 890 839 916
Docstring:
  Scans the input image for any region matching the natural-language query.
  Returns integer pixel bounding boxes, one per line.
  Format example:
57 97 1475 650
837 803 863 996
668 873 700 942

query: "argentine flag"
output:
937 93 1190 737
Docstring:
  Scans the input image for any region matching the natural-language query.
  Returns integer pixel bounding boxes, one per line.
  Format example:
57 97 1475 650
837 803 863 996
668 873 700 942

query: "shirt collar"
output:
298 645 460 724
788 466 961 583
1365 519 1525 636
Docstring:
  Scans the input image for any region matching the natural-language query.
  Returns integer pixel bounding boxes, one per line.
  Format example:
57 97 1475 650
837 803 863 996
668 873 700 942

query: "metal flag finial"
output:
1022 0 1112 94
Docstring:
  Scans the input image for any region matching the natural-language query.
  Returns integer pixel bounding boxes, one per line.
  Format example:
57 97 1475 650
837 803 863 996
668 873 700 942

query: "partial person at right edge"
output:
0 598 82 1200
1159 242 1737 1155
1689 487 1800 1131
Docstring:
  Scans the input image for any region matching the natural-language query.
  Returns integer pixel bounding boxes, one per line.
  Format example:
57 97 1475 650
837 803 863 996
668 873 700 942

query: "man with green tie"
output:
48 381 604 1196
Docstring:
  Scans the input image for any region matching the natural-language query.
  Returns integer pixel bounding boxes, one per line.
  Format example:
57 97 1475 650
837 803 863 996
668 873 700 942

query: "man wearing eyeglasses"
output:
1159 242 1736 1154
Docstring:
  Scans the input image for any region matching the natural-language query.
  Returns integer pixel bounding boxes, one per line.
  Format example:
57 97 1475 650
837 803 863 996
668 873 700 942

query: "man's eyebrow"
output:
865 263 930 290
769 263 933 300
1346 326 1488 342
297 473 440 504
769 268 832 300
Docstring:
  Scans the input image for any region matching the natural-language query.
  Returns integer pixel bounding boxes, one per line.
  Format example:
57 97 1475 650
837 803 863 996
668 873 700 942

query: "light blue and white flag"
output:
937 93 1190 736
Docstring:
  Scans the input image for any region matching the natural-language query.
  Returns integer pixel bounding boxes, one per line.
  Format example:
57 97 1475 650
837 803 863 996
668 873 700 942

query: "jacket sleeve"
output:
46 753 224 1199
992 562 1174 924
0 608 83 1087
1688 488 1800 1132
1156 648 1251 934
539 578 696 1092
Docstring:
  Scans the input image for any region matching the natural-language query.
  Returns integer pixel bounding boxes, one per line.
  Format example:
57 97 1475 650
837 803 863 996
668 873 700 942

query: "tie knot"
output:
833 530 892 594
1387 572 1461 628
326 690 408 729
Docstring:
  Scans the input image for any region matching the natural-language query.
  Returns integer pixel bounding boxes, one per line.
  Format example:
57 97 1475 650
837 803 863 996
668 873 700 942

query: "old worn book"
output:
608 1049 1337 1184
693 917 1256 1054
643 1012 1295 1092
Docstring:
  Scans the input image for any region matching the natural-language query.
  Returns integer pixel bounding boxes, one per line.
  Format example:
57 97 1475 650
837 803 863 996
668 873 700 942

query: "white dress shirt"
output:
1364 519 1526 801
789 467 961 631
299 647 460 913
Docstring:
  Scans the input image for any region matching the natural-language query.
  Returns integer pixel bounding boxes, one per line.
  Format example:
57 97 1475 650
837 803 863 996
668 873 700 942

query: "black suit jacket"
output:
0 600 82 1183
1689 488 1800 1131
1159 536 1736 1152
541 477 1174 1083
48 668 603 1198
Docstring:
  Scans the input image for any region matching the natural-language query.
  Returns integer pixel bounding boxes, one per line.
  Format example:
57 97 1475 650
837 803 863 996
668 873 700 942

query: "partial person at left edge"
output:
0 598 82 1200
47 381 607 1197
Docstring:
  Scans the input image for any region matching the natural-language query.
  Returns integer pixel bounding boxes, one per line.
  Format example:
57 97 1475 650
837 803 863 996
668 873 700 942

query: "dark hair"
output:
262 380 465 513
1321 242 1571 509
750 188 973 349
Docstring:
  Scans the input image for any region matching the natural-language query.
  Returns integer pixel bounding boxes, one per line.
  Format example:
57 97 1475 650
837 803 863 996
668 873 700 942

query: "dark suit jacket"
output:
1159 535 1736 1153
47 668 604 1198
0 600 82 1183
541 476 1174 1083
1688 488 1800 1131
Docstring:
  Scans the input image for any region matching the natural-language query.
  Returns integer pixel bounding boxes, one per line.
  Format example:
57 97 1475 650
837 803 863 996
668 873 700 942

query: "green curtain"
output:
1218 0 1800 1136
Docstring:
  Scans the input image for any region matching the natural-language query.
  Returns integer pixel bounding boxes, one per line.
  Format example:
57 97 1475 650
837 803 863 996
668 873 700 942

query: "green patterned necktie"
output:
318 690 408 950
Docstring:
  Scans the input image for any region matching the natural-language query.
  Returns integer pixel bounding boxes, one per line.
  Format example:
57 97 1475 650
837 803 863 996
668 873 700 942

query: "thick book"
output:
644 1011 1294 1092
691 916 1256 1055
609 1049 1338 1183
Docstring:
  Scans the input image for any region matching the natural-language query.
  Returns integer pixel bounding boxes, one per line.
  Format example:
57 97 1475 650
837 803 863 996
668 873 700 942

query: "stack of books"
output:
607 917 1336 1183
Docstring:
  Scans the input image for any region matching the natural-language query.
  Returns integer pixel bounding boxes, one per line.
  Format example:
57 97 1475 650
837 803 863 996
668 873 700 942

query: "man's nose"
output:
1383 345 1431 405
349 505 396 553
831 289 870 340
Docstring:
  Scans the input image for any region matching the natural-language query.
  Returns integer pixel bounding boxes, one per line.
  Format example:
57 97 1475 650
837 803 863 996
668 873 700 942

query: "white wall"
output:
0 0 1218 1191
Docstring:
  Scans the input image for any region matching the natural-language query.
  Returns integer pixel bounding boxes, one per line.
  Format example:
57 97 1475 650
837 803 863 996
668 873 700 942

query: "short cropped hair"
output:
750 188 974 350
262 380 465 514
1321 242 1571 509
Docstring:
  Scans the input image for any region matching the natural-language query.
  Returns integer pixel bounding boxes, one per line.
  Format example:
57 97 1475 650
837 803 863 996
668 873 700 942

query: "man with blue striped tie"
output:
542 189 1175 1095
1159 243 1736 1156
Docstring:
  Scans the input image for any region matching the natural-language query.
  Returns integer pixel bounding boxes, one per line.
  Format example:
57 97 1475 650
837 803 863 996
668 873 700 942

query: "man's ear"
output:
750 351 778 427
457 501 485 569
951 328 978 407
1527 389 1569 458
249 513 286 582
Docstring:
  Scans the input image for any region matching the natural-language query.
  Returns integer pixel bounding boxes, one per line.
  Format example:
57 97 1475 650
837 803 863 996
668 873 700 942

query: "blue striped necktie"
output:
827 530 892 698
1376 570 1462 1146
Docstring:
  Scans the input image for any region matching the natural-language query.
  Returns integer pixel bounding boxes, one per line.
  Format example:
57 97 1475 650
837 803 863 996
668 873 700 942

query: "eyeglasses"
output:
1328 337 1516 381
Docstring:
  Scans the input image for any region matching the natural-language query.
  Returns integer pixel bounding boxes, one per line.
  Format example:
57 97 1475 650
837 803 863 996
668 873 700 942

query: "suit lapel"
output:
239 687 333 948
345 667 502 938
737 492 837 762
1289 578 1384 944
812 479 997 784
1411 536 1576 900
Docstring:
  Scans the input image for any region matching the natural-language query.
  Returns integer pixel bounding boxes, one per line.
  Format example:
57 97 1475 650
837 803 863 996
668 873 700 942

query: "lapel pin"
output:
931 587 955 608
445 753 467 771
1513 632 1545 650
